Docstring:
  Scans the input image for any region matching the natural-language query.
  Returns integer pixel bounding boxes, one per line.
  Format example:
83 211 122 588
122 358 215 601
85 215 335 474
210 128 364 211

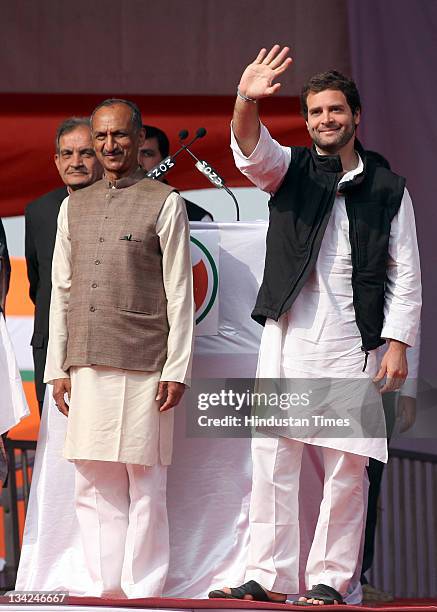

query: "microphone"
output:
145 128 206 180
195 127 207 139
180 129 240 221
145 154 177 181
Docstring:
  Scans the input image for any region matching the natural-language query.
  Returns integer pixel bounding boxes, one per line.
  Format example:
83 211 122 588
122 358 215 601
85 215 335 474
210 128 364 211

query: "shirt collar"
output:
103 166 147 189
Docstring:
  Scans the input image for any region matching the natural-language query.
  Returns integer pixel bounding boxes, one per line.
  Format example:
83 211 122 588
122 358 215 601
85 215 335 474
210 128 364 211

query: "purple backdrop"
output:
348 0 437 390
1 0 350 95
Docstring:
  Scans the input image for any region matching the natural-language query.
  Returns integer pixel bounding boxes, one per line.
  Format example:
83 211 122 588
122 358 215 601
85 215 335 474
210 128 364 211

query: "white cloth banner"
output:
15 223 363 602
0 315 29 434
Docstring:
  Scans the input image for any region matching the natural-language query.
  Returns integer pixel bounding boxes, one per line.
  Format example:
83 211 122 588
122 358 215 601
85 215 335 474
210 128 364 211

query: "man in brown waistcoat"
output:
44 99 194 598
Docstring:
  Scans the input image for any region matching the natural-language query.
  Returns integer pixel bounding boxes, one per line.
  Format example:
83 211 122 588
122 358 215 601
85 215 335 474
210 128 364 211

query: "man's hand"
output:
398 395 417 432
53 378 71 416
234 45 292 156
238 45 292 100
156 381 185 412
373 339 408 393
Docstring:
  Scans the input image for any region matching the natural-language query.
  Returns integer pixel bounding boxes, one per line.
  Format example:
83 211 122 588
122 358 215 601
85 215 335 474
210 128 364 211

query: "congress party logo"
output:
191 236 218 324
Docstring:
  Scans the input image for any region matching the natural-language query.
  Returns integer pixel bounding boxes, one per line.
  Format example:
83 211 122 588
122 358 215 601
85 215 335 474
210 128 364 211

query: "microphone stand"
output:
182 144 240 222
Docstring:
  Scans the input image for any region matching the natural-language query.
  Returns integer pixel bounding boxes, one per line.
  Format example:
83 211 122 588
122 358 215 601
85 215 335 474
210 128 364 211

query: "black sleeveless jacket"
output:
252 142 405 352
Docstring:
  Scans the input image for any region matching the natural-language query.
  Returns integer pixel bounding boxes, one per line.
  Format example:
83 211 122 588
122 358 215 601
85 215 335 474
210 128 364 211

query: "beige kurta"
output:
44 191 194 465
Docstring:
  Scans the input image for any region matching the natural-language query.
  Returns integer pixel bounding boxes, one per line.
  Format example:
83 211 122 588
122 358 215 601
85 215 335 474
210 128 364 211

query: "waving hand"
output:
238 45 292 100
234 45 292 156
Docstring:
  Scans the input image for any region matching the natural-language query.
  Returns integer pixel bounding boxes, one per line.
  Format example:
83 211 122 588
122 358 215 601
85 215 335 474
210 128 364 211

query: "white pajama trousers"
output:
74 460 168 598
245 436 368 596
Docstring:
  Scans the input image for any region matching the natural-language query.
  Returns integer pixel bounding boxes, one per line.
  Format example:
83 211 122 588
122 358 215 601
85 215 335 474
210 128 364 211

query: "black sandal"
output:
208 580 286 603
294 583 344 605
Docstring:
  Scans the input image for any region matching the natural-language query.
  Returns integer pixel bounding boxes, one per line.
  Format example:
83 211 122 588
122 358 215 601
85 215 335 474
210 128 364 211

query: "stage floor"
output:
1 596 437 611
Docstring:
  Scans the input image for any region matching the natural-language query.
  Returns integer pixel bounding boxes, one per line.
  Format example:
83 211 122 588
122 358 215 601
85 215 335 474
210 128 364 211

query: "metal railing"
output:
369 448 437 597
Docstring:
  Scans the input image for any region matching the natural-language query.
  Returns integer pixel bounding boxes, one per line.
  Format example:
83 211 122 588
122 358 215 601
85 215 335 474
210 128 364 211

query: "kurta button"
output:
95 259 100 265
90 306 96 312
92 282 98 288
99 237 104 242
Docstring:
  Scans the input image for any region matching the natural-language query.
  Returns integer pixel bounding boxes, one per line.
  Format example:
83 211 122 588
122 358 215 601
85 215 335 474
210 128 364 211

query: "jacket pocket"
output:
118 295 158 315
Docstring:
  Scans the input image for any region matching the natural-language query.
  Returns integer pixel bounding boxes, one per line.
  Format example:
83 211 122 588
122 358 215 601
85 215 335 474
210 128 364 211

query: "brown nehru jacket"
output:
64 168 175 372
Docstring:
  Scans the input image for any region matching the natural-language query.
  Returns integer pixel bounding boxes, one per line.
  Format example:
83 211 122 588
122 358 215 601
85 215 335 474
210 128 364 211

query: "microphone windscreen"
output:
179 129 189 140
196 127 207 138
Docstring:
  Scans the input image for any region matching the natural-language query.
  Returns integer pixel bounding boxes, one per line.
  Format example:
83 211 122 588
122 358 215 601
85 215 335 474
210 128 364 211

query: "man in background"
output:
361 337 420 601
25 117 102 413
138 124 213 221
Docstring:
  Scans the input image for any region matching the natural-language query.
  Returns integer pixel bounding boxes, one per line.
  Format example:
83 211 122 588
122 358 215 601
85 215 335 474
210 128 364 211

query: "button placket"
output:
90 188 117 321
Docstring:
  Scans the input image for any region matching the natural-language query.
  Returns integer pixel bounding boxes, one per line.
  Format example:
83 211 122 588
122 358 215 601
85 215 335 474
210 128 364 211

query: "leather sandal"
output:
208 580 286 603
293 583 345 605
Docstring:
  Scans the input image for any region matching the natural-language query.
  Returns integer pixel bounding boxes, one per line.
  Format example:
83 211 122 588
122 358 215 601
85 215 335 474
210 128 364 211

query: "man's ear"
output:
354 109 361 128
54 153 61 174
138 127 146 147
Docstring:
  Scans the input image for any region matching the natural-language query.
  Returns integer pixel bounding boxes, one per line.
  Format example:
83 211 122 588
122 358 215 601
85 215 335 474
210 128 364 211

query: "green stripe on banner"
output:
20 370 35 382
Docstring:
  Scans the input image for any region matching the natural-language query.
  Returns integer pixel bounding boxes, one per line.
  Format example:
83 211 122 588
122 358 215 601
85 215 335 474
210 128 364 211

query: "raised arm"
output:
233 45 292 157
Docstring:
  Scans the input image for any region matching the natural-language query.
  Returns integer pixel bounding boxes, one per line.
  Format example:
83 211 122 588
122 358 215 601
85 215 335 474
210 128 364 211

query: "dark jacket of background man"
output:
138 125 213 221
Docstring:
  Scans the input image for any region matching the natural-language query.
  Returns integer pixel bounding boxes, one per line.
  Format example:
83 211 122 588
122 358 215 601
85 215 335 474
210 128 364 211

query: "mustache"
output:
318 125 341 131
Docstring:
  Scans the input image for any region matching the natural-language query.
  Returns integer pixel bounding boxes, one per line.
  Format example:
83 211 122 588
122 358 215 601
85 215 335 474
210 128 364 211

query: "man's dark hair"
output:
143 125 170 158
55 117 90 153
300 70 361 119
91 98 143 133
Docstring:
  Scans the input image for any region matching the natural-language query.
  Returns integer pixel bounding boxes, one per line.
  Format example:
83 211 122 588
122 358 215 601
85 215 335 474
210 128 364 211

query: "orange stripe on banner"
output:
7 258 34 316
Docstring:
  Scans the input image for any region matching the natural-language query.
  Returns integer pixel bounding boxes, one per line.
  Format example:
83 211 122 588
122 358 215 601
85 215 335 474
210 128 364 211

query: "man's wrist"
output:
237 87 257 103
387 338 408 350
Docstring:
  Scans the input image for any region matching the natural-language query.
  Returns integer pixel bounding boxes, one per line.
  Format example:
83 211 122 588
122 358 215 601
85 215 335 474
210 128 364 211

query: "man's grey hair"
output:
91 98 143 133
55 117 91 153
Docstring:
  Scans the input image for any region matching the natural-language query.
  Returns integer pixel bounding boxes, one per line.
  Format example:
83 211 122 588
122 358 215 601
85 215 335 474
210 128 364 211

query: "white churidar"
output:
245 436 368 595
74 459 168 598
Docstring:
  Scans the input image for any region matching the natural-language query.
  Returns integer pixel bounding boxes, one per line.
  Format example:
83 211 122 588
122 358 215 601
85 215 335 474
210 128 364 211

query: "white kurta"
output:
44 191 194 466
231 124 421 462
